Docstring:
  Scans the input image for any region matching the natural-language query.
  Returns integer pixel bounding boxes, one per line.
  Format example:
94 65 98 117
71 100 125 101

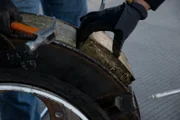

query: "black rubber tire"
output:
0 39 140 120
0 69 110 120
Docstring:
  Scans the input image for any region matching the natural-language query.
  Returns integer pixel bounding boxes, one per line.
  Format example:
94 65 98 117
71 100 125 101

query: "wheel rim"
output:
0 83 89 120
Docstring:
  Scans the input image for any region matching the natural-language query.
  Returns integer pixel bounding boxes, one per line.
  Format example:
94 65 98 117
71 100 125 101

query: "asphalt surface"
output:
90 0 180 119
91 0 180 120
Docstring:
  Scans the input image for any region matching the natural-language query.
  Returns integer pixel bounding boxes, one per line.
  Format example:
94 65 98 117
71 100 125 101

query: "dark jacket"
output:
145 0 165 10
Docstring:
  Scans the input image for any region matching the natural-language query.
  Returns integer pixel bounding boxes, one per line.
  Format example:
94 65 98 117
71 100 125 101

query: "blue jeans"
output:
0 92 40 120
12 0 88 27
0 0 88 120
41 0 87 26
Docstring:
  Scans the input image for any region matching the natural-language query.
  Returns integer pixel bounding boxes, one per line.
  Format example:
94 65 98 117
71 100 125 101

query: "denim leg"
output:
0 92 40 120
12 0 42 14
42 0 88 27
0 1 42 120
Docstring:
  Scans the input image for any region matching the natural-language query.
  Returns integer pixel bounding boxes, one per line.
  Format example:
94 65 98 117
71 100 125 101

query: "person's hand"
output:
77 1 147 58
0 0 22 35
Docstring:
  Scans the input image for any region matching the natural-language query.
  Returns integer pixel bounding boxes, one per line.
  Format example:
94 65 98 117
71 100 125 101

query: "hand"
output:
77 1 147 58
0 0 22 35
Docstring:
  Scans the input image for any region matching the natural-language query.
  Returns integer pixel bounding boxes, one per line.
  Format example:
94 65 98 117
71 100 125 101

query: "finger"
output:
10 8 22 22
13 13 22 22
80 11 100 21
8 1 22 22
0 12 11 34
112 40 120 58
80 12 101 30
76 19 114 48
112 30 123 58
80 8 121 32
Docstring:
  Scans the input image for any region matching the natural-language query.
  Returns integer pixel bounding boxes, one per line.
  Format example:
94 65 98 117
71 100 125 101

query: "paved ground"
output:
88 0 180 120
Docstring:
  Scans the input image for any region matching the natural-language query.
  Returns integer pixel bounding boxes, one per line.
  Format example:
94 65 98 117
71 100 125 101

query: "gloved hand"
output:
77 1 147 58
0 0 22 35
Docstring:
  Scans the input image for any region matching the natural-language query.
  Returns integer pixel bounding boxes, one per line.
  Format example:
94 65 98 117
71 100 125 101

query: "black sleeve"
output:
145 0 165 11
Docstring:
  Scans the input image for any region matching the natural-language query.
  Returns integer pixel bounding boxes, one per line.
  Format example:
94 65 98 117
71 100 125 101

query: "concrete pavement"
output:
88 0 180 119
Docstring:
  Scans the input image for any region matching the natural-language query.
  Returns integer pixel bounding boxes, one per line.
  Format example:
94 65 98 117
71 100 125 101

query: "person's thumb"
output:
11 10 22 22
